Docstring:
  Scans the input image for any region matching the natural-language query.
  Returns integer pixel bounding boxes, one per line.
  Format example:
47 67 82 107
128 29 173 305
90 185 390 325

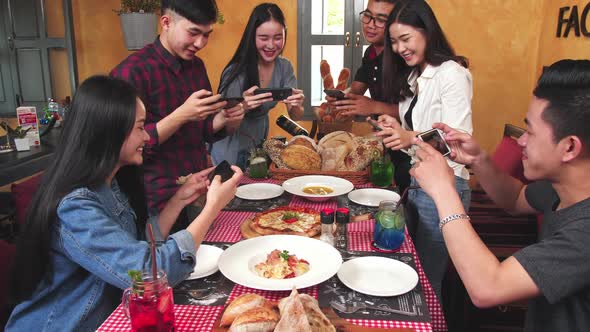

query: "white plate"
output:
282 175 354 202
236 183 284 200
186 245 224 280
218 235 342 290
337 256 418 297
347 188 400 207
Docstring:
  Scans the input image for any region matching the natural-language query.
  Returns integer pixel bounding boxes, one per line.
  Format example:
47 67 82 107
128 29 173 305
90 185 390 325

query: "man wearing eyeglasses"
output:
330 0 397 119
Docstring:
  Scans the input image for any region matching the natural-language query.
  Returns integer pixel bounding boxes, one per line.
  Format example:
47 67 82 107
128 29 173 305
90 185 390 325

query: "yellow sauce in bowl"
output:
302 186 334 195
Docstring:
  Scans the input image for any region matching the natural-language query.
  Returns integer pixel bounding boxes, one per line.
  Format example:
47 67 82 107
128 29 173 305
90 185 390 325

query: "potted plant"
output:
12 127 31 152
114 0 160 50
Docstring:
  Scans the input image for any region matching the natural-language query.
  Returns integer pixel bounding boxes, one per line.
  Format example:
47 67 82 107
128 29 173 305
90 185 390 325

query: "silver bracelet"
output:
439 213 470 231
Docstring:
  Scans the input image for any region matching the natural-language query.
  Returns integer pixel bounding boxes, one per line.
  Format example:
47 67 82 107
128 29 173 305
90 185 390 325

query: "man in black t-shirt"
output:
329 0 397 118
409 59 590 332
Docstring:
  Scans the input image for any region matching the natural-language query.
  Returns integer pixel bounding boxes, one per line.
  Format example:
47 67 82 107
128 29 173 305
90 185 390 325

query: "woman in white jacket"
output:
375 0 473 302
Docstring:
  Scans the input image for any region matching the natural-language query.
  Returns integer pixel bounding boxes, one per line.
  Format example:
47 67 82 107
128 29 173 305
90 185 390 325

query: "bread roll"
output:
228 307 280 332
281 145 321 171
220 293 273 327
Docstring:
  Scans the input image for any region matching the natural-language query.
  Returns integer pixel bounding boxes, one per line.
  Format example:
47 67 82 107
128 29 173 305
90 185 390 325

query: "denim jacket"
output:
6 181 196 331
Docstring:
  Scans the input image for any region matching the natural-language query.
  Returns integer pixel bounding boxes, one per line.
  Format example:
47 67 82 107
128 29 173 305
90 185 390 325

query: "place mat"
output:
174 242 235 306
318 252 431 323
223 191 292 212
174 271 233 306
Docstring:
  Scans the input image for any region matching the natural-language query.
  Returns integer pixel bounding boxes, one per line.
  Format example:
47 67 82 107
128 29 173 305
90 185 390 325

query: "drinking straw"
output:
147 224 158 282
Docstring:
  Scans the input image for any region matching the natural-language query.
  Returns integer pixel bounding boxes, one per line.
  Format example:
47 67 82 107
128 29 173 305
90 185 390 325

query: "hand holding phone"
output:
208 160 235 182
367 118 383 131
324 89 346 100
254 88 293 101
417 129 451 156
219 97 244 109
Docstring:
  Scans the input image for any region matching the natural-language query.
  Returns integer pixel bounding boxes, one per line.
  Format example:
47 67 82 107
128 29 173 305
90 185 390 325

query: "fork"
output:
330 300 417 316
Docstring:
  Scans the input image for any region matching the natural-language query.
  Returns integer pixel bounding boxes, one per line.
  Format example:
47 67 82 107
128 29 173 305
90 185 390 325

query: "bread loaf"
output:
228 307 280 332
288 135 317 151
275 289 312 332
220 293 273 327
280 145 321 171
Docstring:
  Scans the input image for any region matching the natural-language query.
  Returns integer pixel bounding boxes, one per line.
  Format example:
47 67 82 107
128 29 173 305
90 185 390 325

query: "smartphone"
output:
323 89 346 100
219 97 244 109
367 118 383 131
417 129 451 156
208 160 235 182
253 88 293 101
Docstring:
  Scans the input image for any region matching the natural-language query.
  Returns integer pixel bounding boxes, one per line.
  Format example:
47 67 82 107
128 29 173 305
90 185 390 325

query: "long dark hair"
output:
11 75 148 303
382 0 468 103
218 3 287 94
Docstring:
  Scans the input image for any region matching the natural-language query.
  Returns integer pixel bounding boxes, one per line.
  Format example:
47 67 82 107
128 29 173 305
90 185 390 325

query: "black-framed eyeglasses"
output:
359 11 388 28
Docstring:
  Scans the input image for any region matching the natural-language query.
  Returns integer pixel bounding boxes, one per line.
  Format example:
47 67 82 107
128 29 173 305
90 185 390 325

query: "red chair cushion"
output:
491 136 527 183
11 174 42 225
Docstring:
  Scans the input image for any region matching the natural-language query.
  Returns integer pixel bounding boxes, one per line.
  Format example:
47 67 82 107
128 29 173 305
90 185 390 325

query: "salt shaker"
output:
319 208 335 246
335 208 349 250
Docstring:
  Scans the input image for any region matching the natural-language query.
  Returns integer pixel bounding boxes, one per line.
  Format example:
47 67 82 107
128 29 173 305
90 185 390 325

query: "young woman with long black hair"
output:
374 0 473 302
6 76 241 330
210 3 305 169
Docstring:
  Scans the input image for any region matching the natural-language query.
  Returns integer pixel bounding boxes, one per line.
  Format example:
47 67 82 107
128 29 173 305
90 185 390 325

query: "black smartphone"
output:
253 88 293 101
417 129 451 156
324 89 346 100
367 119 383 131
208 160 235 182
219 97 244 109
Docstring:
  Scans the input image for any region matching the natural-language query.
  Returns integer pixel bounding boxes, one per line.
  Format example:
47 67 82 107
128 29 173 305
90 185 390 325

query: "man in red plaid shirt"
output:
111 0 244 221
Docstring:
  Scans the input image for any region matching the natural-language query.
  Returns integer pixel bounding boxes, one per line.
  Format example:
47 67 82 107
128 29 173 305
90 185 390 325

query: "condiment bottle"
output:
276 115 309 136
319 208 335 246
335 208 349 250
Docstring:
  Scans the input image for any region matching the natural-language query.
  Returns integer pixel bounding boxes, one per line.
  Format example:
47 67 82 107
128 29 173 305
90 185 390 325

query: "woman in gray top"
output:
211 3 304 169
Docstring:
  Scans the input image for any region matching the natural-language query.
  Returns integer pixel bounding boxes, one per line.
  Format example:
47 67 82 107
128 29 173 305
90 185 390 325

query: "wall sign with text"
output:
557 2 590 37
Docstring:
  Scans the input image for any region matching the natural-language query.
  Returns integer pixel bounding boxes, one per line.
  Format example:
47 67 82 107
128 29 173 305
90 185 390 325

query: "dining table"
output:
97 176 447 332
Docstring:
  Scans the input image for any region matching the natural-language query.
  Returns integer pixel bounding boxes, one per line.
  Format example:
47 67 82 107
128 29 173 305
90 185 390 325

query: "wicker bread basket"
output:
269 162 369 185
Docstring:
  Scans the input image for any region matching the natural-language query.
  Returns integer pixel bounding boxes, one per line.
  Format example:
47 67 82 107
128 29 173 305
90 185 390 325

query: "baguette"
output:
320 60 334 89
335 68 351 90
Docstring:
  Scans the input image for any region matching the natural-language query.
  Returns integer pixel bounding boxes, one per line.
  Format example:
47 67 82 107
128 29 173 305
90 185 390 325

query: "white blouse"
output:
399 60 473 179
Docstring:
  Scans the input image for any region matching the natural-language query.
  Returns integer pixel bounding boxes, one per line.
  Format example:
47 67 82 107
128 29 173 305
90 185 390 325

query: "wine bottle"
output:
276 115 309 136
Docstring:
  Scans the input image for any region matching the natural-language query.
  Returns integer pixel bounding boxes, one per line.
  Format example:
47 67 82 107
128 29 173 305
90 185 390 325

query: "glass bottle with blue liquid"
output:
373 200 405 251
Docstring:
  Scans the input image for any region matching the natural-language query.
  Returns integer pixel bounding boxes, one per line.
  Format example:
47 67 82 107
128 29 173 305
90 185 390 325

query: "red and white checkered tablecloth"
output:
98 177 447 332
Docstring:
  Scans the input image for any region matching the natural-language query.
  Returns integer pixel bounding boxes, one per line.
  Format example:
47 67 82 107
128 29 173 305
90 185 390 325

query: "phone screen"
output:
208 160 235 182
418 129 451 156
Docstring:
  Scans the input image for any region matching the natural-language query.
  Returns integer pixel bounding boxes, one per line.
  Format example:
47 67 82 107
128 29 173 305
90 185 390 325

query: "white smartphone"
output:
417 129 451 157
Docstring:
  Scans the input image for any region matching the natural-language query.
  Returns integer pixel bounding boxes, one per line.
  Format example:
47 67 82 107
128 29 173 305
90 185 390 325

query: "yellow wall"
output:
537 0 590 72
428 0 545 152
68 0 589 153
